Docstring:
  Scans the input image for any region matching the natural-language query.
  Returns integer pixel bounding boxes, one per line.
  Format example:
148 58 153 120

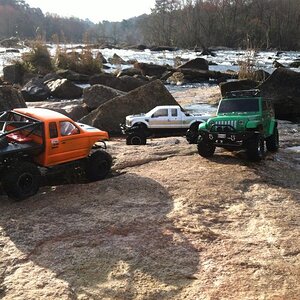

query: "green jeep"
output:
197 89 279 161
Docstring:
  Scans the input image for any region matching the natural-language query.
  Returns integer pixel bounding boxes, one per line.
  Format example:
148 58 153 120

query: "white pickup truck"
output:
120 105 210 145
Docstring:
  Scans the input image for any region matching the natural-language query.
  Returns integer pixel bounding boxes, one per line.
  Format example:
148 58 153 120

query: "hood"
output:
127 113 146 120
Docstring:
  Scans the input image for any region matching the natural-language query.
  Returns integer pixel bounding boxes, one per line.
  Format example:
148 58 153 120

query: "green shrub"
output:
54 46 102 75
21 42 53 75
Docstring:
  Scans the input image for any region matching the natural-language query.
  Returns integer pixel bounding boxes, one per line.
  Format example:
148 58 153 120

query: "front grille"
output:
215 120 237 128
210 120 237 132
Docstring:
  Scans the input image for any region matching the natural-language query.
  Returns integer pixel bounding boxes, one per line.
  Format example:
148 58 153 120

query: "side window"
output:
60 121 79 136
49 122 58 138
171 109 178 117
152 109 168 118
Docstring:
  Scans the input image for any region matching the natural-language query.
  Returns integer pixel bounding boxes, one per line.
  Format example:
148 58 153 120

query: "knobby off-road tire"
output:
246 134 265 162
186 122 200 144
197 139 216 158
126 133 146 145
2 162 41 200
266 127 279 152
86 150 112 181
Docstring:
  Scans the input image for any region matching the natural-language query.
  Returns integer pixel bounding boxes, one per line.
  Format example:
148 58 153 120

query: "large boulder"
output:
133 62 168 77
178 58 209 71
258 68 300 121
119 75 147 91
83 84 126 110
3 64 23 84
219 79 259 97
21 77 50 101
56 69 89 83
0 85 27 111
89 73 145 92
26 99 88 121
47 79 83 99
80 79 178 133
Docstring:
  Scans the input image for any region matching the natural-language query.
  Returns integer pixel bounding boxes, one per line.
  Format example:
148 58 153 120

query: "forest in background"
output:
0 0 300 50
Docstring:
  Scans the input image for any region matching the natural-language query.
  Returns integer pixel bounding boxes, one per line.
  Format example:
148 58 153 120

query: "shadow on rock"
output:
0 173 199 299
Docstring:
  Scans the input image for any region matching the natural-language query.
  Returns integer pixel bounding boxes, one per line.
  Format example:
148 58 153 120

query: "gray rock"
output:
220 79 259 97
21 77 50 101
83 84 126 110
3 64 23 84
134 62 168 77
0 85 27 111
80 79 178 133
56 69 89 83
47 79 83 99
178 58 209 71
259 68 300 121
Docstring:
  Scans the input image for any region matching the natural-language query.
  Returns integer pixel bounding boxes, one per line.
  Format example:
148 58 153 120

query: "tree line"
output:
0 0 299 50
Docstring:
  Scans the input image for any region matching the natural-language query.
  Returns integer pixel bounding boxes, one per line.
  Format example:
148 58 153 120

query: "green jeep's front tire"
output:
2 162 41 200
197 139 216 158
266 127 279 152
246 134 265 162
86 150 112 181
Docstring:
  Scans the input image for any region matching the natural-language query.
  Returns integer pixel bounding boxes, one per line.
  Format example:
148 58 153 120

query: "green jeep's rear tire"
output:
246 134 265 161
266 127 279 152
197 140 216 158
2 162 41 200
86 150 112 181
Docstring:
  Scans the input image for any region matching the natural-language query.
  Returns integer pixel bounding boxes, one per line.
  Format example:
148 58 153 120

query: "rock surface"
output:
83 84 126 110
47 79 83 99
0 121 299 299
0 85 27 110
21 77 50 101
259 68 300 121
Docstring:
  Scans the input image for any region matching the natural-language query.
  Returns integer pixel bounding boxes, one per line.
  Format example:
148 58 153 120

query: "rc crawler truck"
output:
197 89 279 161
121 105 209 145
0 108 112 200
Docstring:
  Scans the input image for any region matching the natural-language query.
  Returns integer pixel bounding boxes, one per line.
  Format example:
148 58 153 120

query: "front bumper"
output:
199 130 259 147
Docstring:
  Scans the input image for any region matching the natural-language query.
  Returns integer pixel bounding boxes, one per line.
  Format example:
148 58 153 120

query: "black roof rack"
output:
225 89 261 98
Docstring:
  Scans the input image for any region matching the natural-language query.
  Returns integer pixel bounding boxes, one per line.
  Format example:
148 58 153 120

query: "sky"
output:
25 0 156 23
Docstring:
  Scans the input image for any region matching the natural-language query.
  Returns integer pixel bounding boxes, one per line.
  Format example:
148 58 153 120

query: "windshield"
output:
218 98 259 114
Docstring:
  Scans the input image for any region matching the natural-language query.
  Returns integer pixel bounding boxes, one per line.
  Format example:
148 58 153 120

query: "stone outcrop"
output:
56 69 89 83
46 79 83 99
80 79 178 133
26 99 88 121
0 85 27 111
178 58 209 71
83 84 126 110
219 79 259 97
3 64 24 84
89 73 146 92
21 77 50 101
133 62 168 78
258 68 300 121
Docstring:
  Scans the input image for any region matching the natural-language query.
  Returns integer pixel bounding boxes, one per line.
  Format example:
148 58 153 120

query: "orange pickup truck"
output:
0 108 112 200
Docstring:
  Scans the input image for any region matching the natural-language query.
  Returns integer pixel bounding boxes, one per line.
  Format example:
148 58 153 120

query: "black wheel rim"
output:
17 173 35 194
131 136 142 145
